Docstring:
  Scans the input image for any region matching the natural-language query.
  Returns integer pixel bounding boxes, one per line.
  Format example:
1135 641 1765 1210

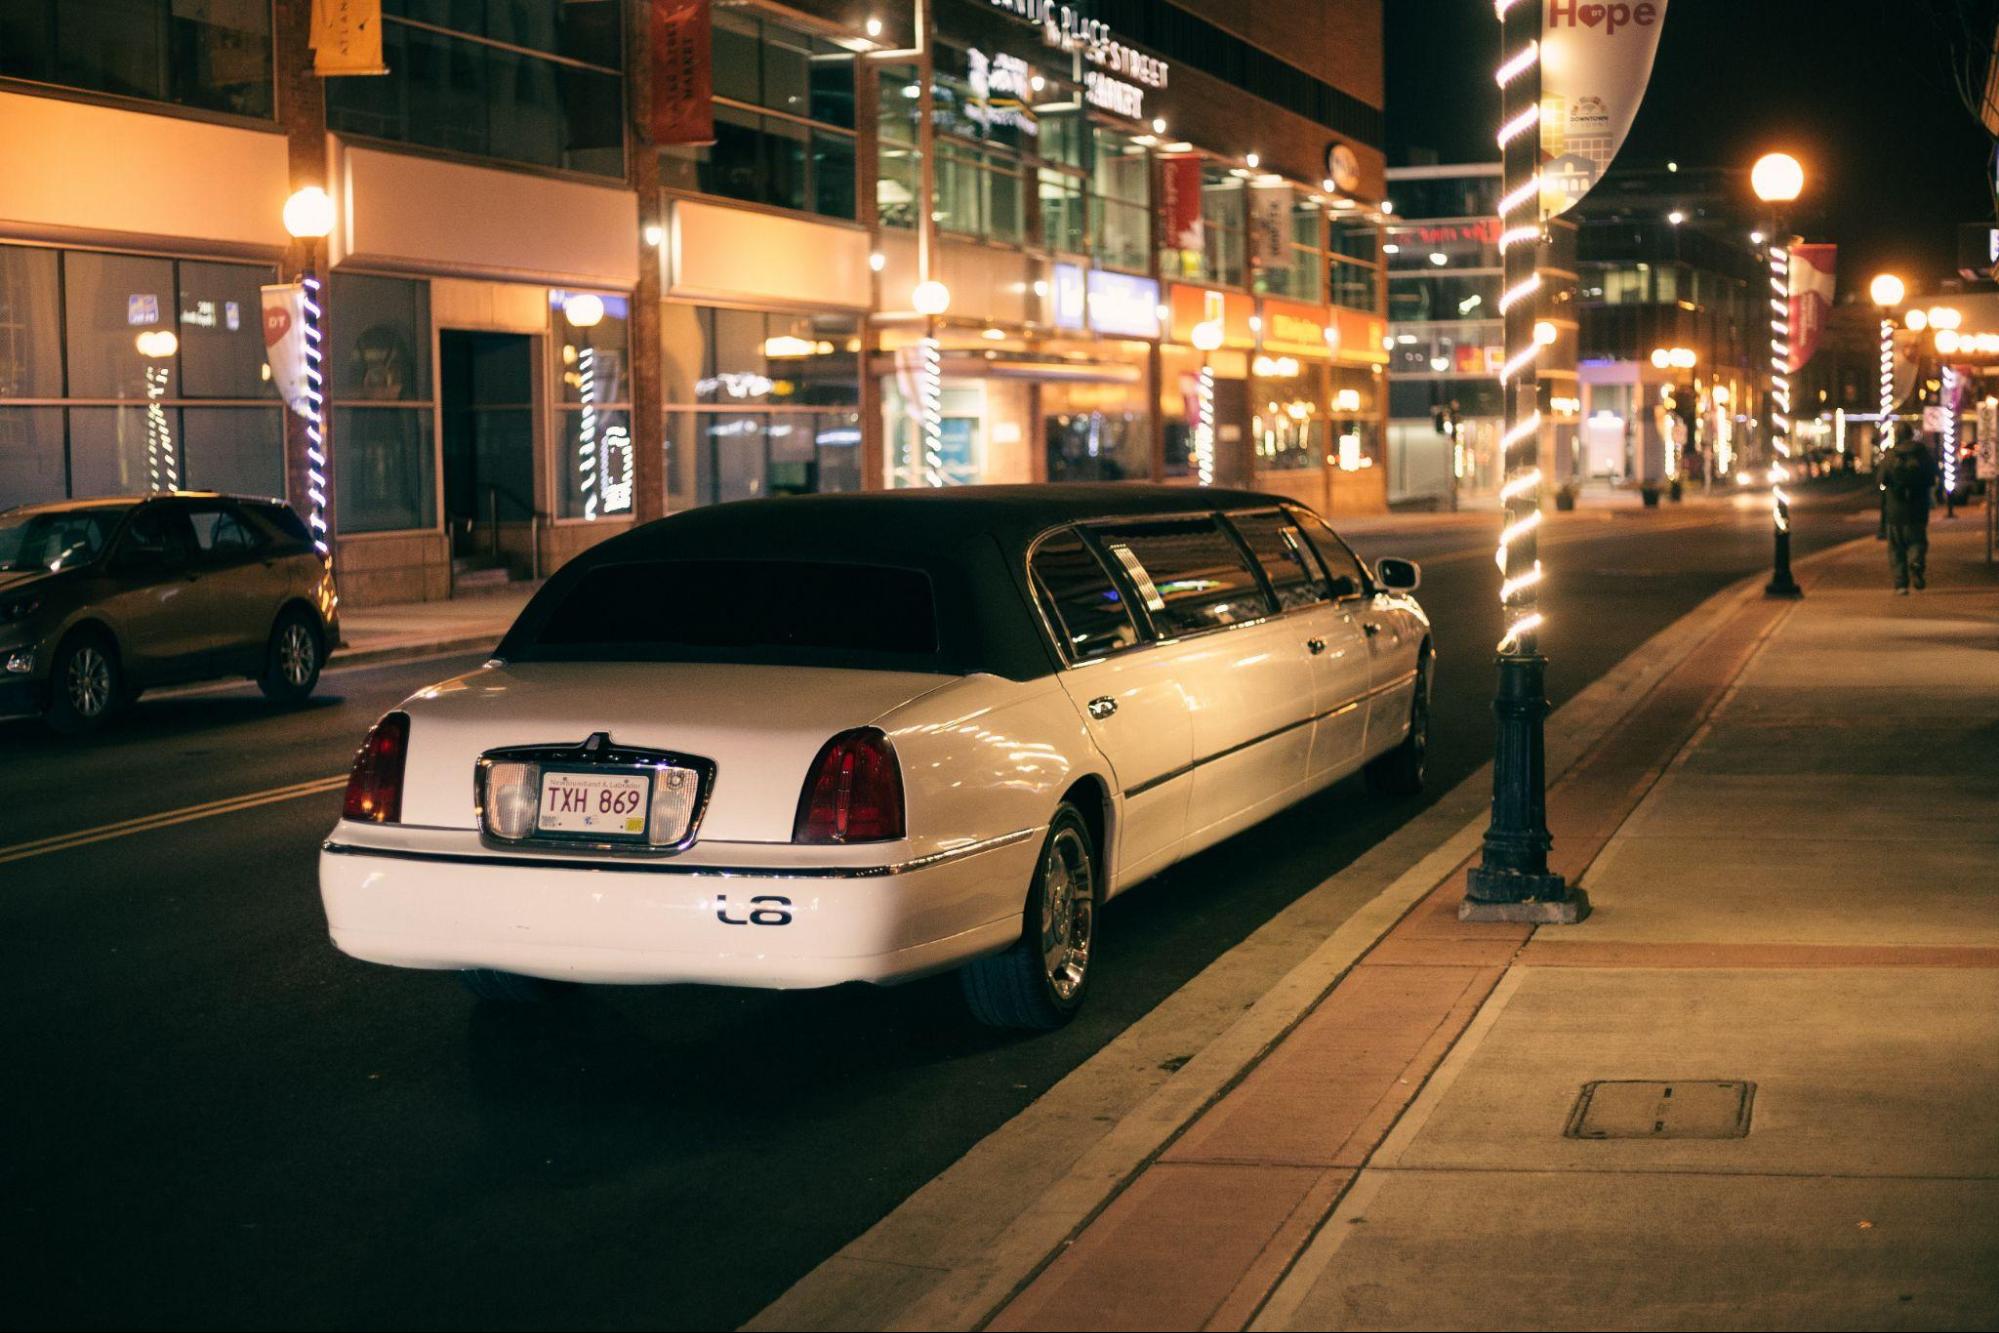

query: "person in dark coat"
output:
1876 431 1939 593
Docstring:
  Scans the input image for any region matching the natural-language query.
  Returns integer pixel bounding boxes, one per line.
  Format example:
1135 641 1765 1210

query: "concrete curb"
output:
327 633 504 671
745 533 1876 1333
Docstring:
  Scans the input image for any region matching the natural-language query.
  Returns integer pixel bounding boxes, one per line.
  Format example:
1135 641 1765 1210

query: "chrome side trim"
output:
1122 667 1420 800
321 826 1040 879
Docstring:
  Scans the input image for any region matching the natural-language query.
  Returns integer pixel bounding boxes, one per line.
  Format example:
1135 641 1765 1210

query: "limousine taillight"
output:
794 727 905 844
343 712 410 824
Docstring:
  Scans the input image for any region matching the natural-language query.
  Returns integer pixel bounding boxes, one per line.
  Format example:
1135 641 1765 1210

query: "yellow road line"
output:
0 775 347 865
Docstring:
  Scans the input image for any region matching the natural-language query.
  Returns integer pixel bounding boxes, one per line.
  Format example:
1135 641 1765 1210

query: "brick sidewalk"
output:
986 524 1999 1332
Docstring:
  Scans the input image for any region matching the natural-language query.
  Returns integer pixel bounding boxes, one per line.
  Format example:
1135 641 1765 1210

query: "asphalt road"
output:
0 480 1879 1330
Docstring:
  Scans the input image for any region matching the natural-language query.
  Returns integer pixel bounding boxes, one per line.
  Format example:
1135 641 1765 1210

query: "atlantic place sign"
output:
986 0 1169 119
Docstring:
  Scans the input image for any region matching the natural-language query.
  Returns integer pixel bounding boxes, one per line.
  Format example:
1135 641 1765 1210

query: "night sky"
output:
1385 0 1995 297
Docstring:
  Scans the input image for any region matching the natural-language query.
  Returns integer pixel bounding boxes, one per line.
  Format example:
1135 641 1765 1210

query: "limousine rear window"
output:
1229 511 1332 611
517 559 940 663
1030 530 1139 663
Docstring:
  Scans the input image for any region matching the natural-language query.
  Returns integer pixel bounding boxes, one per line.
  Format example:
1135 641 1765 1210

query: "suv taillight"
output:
343 712 411 824
794 728 905 844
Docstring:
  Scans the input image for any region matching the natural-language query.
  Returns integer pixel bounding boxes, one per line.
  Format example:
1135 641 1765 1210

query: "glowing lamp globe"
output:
1928 306 1962 331
562 293 606 329
1868 274 1905 307
912 280 952 317
1650 348 1672 370
1750 153 1804 204
283 186 336 239
1191 320 1225 353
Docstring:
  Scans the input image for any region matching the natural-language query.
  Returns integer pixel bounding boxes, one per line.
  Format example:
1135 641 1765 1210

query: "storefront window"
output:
0 244 283 510
936 143 1025 243
662 11 858 220
1091 128 1151 273
1044 377 1153 482
332 274 437 533
0 0 273 118
1252 364 1329 473
328 5 624 178
1161 167 1245 287
552 291 635 520
661 305 861 507
1259 198 1325 302
877 64 922 229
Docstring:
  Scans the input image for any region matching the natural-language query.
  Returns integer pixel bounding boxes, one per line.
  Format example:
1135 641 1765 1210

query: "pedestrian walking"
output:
1876 431 1939 593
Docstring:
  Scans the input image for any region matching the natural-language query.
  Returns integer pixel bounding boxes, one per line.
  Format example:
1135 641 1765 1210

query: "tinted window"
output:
519 560 939 665
1095 518 1273 637
185 505 262 559
119 505 196 568
1229 510 1329 612
1030 529 1138 663
1289 509 1367 598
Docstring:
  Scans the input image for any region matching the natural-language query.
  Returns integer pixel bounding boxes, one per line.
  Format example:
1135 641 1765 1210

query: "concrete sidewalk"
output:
980 525 1999 1332
328 585 535 667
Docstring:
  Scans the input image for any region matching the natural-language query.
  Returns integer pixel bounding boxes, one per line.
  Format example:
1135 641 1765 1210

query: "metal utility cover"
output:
1565 1080 1755 1139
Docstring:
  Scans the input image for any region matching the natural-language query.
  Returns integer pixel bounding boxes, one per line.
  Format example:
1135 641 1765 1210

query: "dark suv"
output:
0 493 341 733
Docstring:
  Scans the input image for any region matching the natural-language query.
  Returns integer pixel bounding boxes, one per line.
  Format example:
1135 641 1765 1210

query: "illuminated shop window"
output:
0 0 273 119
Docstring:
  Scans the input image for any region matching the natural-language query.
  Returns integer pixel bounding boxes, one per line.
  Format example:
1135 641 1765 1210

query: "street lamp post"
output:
284 186 336 559
1752 152 1805 598
1461 0 1585 924
1870 273 1904 466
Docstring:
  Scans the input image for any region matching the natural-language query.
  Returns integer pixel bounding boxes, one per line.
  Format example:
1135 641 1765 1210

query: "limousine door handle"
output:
1087 696 1118 720
1305 638 1327 655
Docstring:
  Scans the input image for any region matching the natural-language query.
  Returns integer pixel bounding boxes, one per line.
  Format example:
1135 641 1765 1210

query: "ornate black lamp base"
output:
1460 878 1590 923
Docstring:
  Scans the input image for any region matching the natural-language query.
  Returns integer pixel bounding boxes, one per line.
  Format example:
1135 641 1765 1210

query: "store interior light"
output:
1429 252 1449 266
865 15 882 37
1245 153 1260 169
1928 306 1962 330
1151 117 1167 134
762 335 819 357
1651 348 1672 369
643 222 664 247
1667 210 1685 225
869 251 887 272
562 293 605 328
1191 319 1225 353
1670 347 1696 369
1534 321 1558 345
1906 308 1929 331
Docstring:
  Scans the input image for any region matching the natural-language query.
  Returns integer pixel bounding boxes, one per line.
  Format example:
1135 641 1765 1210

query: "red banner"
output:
1787 243 1837 373
651 0 715 146
1160 156 1203 254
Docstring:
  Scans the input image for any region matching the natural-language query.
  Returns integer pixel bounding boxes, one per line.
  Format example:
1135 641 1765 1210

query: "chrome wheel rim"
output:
279 623 316 686
66 646 111 718
1038 826 1095 1002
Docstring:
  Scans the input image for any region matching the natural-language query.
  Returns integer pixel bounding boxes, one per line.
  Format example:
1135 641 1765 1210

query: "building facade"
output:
0 0 1388 604
1384 161 1768 507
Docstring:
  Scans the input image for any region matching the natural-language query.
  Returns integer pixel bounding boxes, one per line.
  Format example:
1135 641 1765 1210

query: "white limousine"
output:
320 485 1431 1029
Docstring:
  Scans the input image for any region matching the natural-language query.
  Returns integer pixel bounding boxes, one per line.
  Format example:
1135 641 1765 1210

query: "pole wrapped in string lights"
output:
1461 0 1584 923
1942 366 1960 500
1868 273 1905 463
912 280 951 488
283 187 337 560
300 273 330 557
1752 153 1804 597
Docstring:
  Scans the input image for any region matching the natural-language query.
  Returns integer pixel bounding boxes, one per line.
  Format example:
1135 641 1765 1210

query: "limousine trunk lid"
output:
393 661 957 842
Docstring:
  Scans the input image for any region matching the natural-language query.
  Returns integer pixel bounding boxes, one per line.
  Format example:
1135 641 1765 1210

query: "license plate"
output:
537 770 650 839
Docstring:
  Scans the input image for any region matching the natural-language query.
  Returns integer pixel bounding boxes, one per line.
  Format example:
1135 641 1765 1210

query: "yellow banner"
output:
312 0 389 77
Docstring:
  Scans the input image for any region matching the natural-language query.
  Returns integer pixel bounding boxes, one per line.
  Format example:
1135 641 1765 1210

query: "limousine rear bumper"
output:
318 825 1038 989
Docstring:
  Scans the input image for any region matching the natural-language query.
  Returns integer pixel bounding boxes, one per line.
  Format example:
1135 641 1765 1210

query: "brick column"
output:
627 0 668 522
273 0 327 531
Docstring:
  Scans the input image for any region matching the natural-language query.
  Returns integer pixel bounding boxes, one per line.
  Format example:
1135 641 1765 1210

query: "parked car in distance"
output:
320 485 1430 1029
0 493 340 733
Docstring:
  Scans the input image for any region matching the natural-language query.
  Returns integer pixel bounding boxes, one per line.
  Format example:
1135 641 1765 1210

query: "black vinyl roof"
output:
500 485 1311 681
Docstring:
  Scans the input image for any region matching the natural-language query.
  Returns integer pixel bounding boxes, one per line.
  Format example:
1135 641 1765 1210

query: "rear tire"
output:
45 630 121 736
960 804 1098 1031
459 969 575 1004
259 608 324 703
1364 646 1431 797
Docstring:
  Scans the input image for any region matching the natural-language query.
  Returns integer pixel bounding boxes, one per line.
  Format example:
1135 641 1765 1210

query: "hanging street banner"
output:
1539 0 1670 218
651 0 716 146
260 284 312 419
1161 156 1204 255
310 0 389 77
1786 243 1837 373
1248 184 1291 271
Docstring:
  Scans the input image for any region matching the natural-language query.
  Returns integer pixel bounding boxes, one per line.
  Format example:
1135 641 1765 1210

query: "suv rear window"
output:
515 559 940 665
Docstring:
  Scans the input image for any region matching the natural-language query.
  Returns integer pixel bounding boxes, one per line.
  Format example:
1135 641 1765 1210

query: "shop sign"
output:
986 0 1167 120
127 293 160 326
1956 222 1999 280
1052 262 1087 331
1168 284 1254 348
1331 307 1389 367
1260 298 1335 359
1326 143 1361 194
1085 270 1161 338
313 0 389 77
651 0 716 146
260 284 311 418
968 48 1039 138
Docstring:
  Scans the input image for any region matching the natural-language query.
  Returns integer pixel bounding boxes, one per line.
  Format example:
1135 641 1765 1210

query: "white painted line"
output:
0 775 347 865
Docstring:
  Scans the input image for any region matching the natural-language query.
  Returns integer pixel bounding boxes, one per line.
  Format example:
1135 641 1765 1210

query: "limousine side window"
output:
1030 529 1140 663
1287 509 1368 600
1228 510 1330 612
1092 518 1275 638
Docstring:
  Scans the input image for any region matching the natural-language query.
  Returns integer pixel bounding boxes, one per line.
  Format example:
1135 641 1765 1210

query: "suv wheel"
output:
46 631 121 735
259 608 324 703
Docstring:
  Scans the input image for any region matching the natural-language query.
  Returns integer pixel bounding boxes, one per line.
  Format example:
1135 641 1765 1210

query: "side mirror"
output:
1375 557 1421 592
